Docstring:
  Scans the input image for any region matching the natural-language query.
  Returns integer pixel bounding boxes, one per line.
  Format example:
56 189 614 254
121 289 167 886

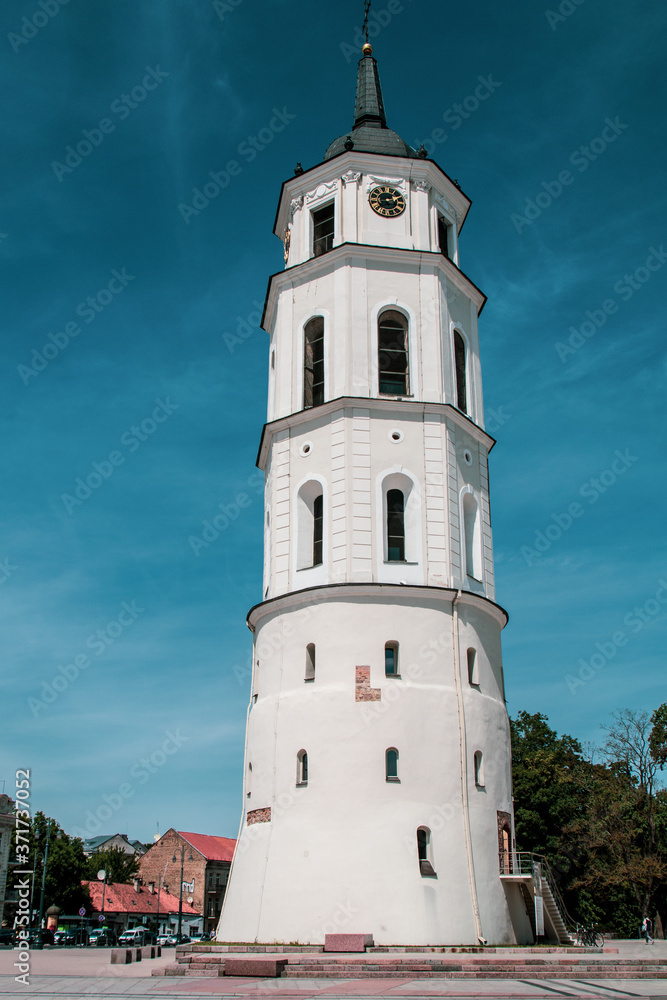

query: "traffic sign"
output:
98 915 105 922
78 907 86 916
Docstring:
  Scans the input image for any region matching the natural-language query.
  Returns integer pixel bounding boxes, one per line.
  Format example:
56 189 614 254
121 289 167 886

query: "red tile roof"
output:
83 881 199 916
177 831 236 862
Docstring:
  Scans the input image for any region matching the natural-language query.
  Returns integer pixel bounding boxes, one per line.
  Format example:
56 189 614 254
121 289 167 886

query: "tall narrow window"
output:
467 647 479 686
385 748 399 781
385 641 399 676
454 331 467 413
297 750 308 786
297 482 324 571
305 643 316 681
463 492 482 581
246 762 252 798
474 750 484 788
313 494 323 566
417 827 436 876
312 203 334 257
386 490 405 562
378 310 409 395
304 317 324 409
437 215 451 259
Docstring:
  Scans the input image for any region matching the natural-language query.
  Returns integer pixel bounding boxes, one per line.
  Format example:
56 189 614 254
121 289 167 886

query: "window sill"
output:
297 563 324 572
378 393 414 399
419 861 437 877
385 777 400 783
296 781 308 788
385 673 401 679
304 677 315 683
384 561 418 566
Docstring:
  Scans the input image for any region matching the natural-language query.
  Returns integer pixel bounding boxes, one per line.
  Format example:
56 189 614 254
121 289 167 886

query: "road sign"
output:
78 907 86 916
98 915 105 922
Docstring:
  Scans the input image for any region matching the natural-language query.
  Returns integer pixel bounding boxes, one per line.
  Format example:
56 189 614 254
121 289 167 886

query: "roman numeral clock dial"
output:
369 184 406 218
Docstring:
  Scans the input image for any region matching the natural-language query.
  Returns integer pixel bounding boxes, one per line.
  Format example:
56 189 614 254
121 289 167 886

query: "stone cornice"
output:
260 242 486 334
256 396 495 470
247 583 508 632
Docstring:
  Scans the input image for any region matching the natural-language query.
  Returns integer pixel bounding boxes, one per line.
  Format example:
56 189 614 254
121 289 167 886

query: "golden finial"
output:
362 42 373 56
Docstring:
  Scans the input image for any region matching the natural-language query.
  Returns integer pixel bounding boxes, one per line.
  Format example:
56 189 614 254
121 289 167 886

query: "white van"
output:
118 928 152 947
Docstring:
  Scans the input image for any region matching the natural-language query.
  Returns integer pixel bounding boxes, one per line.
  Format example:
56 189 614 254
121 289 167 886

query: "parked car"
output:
117 928 155 947
54 930 75 946
157 934 171 946
164 933 191 946
190 931 212 942
89 928 116 947
0 929 15 946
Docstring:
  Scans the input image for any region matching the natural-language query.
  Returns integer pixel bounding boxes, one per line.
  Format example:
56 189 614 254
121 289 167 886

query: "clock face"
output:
369 185 406 218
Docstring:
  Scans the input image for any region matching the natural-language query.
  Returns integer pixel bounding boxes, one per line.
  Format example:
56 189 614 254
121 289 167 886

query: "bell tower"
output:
218 41 529 946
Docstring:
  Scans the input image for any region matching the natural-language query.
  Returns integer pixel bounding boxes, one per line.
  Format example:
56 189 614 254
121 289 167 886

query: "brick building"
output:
83 878 199 937
138 830 235 935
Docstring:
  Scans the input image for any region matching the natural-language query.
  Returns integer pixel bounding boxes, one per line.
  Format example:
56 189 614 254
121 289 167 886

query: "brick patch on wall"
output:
355 665 381 702
247 807 272 825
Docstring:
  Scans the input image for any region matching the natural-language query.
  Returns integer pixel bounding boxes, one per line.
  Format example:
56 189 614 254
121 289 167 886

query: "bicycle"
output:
576 925 604 948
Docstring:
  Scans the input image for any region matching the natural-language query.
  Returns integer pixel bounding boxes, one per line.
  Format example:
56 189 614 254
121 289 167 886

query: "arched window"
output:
378 310 409 395
467 647 479 686
474 750 484 788
297 750 308 786
385 748 399 781
417 827 436 876
386 489 405 562
297 481 324 570
304 317 324 409
305 643 316 681
385 641 399 676
454 331 467 413
463 492 482 581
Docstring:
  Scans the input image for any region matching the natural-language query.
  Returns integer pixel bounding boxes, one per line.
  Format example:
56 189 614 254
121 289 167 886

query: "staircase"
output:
151 946 667 980
500 851 575 945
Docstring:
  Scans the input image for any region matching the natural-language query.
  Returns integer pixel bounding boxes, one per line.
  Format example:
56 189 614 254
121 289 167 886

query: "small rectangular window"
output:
385 642 399 676
312 203 335 257
437 215 451 259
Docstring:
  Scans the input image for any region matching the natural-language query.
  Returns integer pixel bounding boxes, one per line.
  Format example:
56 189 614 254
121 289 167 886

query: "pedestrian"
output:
642 916 653 945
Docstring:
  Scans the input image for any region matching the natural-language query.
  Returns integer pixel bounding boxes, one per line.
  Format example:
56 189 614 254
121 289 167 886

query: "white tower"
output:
218 44 530 946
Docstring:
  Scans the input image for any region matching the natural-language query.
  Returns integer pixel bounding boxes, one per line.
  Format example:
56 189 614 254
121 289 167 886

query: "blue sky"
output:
1 0 665 844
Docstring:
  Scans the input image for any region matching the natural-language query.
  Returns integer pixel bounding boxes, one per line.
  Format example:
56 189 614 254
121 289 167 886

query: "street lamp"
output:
155 861 168 937
35 820 58 949
171 845 193 939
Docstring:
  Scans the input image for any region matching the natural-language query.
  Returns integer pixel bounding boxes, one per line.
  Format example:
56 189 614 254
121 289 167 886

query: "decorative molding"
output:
289 196 303 219
342 170 362 186
365 175 408 196
412 179 431 193
304 180 338 206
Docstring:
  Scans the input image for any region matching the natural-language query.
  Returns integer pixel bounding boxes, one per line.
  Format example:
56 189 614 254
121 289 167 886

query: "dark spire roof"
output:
324 44 416 161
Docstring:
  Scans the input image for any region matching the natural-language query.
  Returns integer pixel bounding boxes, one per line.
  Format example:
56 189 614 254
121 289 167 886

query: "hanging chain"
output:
363 0 371 43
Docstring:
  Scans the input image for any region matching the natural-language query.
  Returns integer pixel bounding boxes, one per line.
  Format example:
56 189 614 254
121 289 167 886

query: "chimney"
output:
148 882 155 894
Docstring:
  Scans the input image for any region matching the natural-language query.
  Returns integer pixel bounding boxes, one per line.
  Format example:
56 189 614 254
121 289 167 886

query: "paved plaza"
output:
0 943 665 1000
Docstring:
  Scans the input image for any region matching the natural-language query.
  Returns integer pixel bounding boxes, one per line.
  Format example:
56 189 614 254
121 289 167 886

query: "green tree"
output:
10 813 91 922
84 846 140 884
